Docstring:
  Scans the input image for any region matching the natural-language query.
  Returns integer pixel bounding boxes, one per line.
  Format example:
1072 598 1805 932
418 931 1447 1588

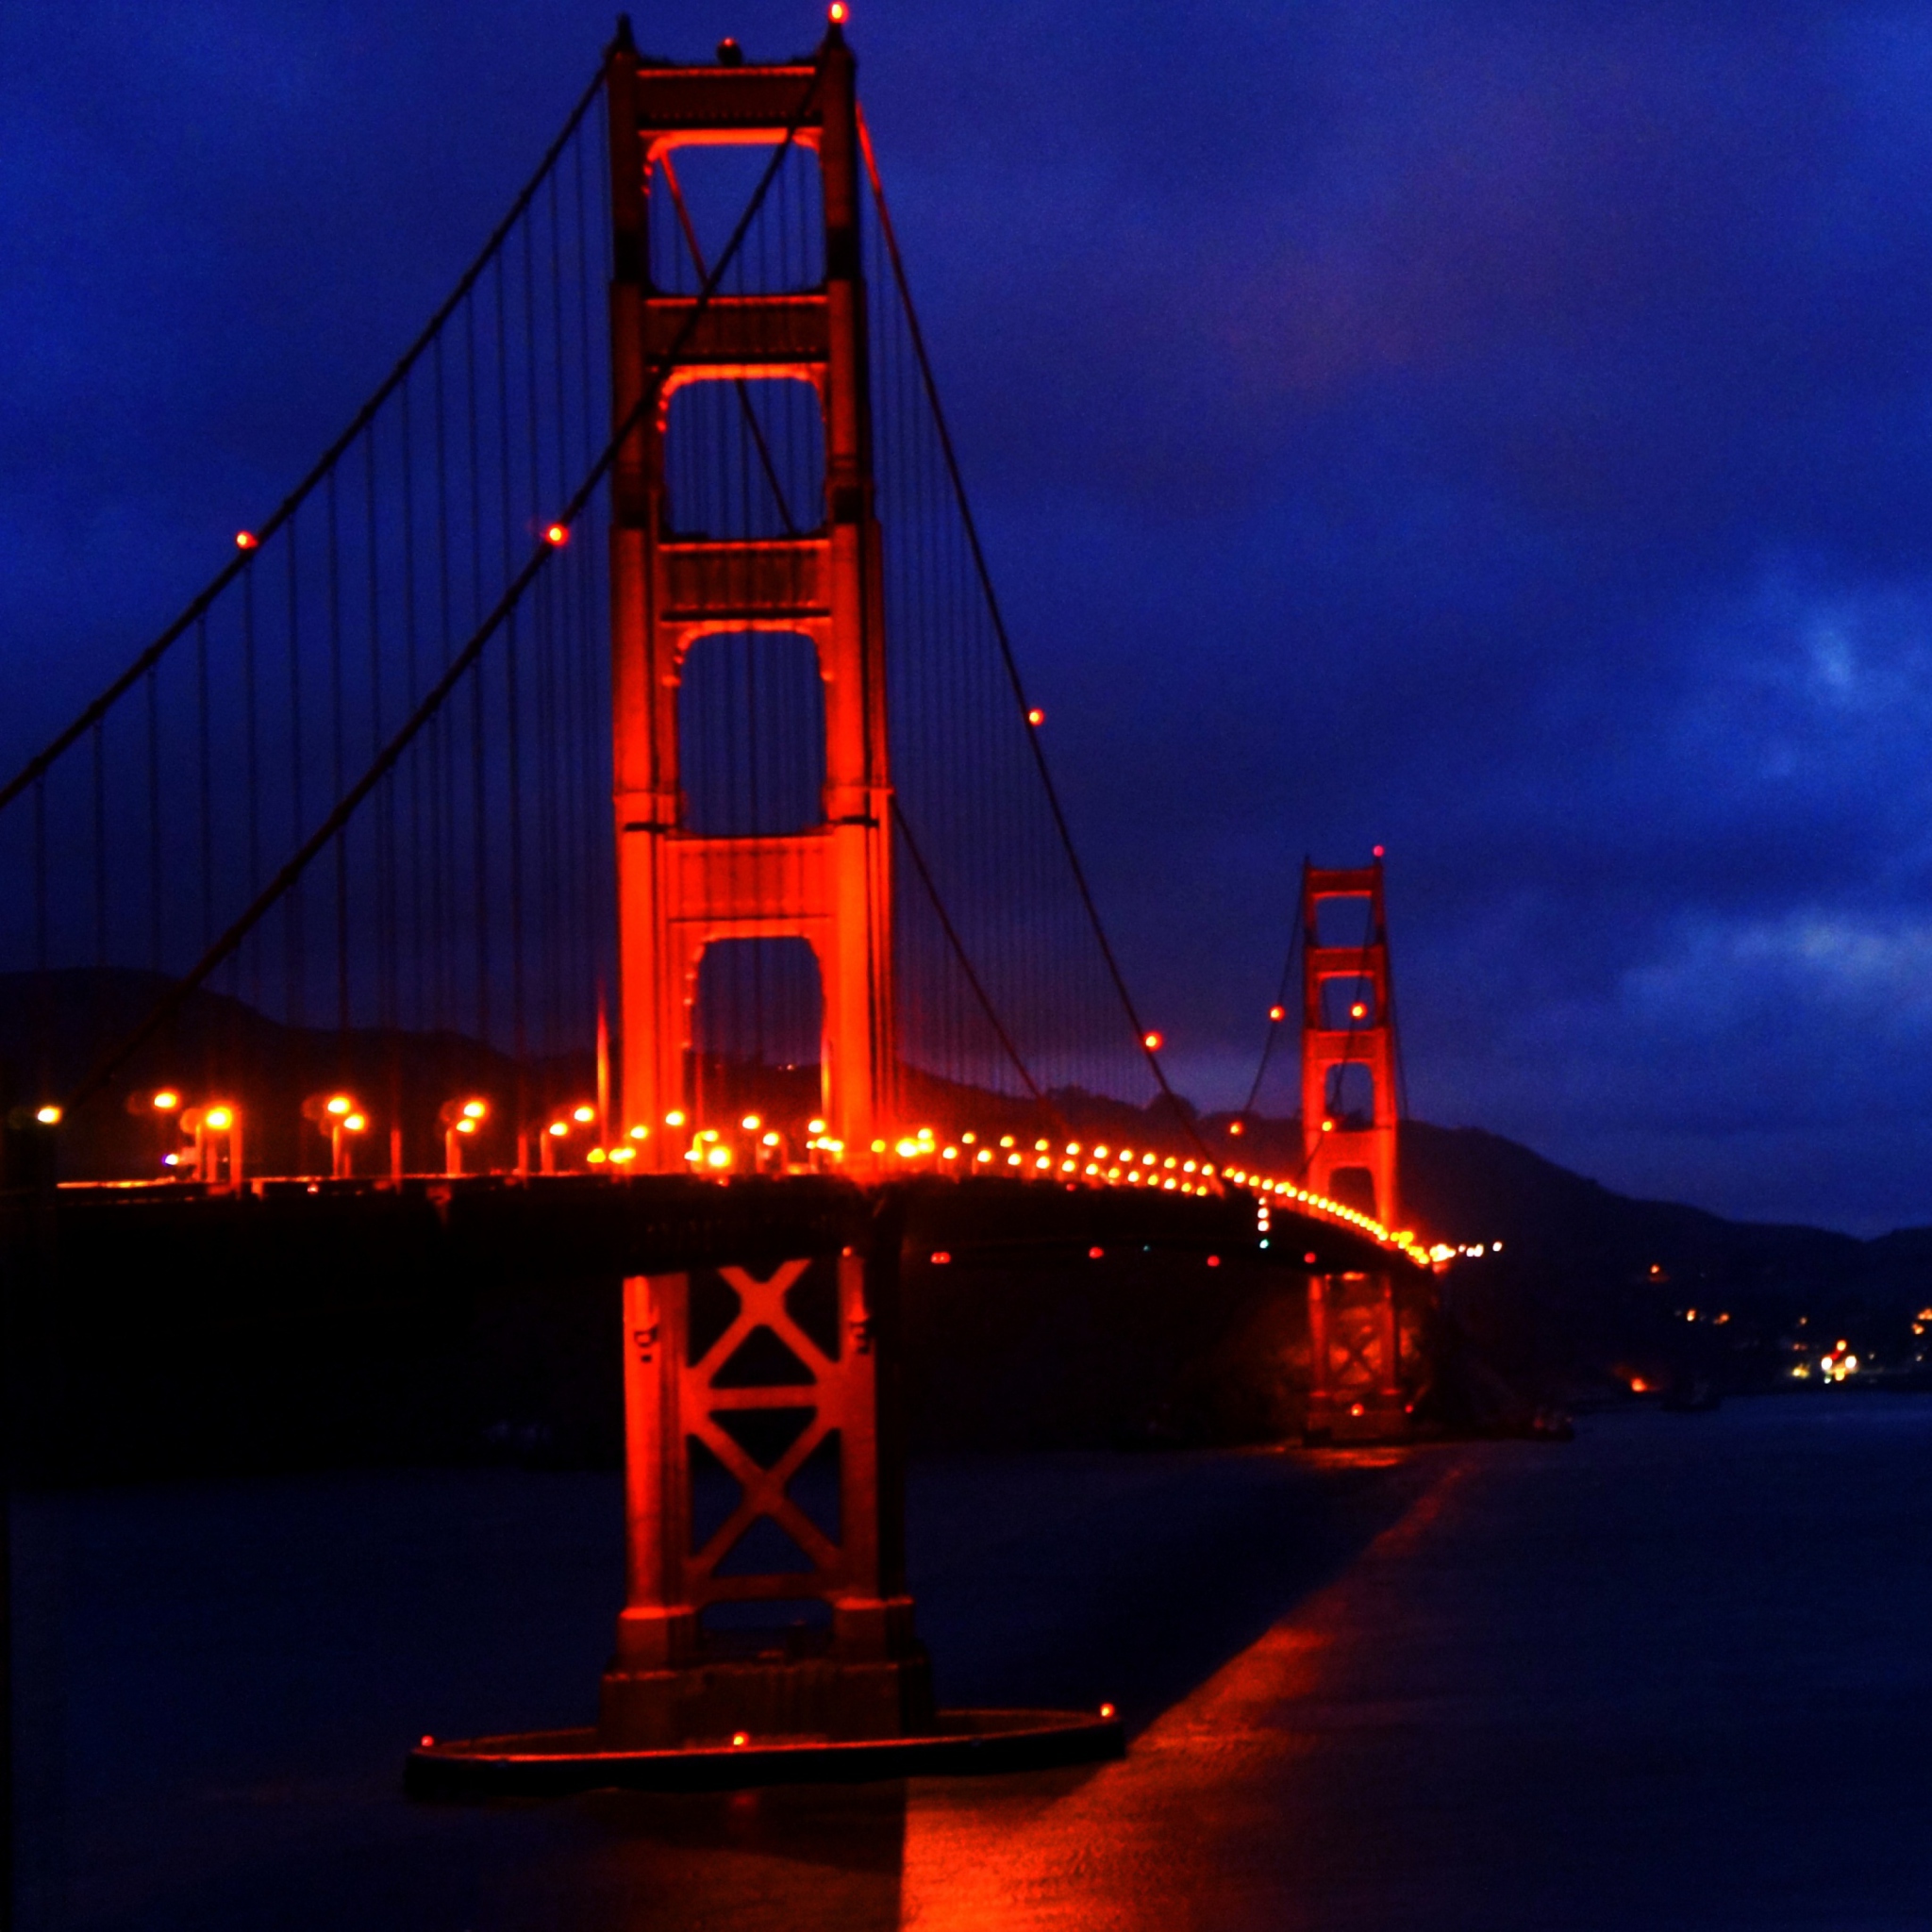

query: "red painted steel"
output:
607 31 894 1172
600 1245 931 1747
1301 859 1405 1440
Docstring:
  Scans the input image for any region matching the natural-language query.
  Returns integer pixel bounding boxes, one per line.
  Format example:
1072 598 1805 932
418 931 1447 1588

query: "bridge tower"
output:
1300 858 1405 1441
1300 858 1398 1225
607 25 893 1171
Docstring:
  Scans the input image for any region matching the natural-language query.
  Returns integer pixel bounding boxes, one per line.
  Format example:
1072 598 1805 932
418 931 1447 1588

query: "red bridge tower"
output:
607 26 892 1171
1300 857 1406 1441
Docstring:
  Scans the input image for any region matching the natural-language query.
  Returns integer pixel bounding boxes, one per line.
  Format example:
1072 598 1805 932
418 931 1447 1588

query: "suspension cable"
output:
65 48 829 1113
890 796 1047 1108
0 56 611 820
857 107 1210 1160
1238 909 1301 1122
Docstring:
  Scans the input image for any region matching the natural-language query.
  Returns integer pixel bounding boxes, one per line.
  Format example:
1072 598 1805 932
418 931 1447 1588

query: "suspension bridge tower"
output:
607 23 893 1170
1299 858 1398 1224
1300 857 1406 1441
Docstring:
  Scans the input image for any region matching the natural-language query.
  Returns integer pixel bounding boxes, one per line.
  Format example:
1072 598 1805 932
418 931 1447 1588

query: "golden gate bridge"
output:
0 13 1444 1784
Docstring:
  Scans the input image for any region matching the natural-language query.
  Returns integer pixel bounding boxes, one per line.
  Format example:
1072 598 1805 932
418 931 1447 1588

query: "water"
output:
18 1397 1932 1927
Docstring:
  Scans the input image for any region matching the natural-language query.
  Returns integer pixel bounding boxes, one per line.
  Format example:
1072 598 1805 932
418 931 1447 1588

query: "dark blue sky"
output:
8 1 1932 1232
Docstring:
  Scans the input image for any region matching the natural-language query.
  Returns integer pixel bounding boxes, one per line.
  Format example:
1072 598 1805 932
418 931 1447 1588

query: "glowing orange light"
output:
1321 1117 1335 1132
34 1105 60 1125
204 1105 234 1132
343 1112 367 1133
827 1 847 21
235 530 258 550
572 1105 595 1124
665 1109 687 1128
1141 1030 1163 1052
587 1146 608 1165
547 1121 569 1138
1349 1402 1365 1418
628 1124 648 1141
808 1117 827 1135
543 523 569 547
1269 1005 1286 1023
325 1094 353 1117
732 1731 749 1747
1026 707 1044 726
420 1735 435 1748
1099 1702 1116 1720
610 1146 637 1164
1629 1376 1649 1393
1350 1002 1367 1020
461 1098 488 1120
760 1131 780 1147
455 1118 476 1135
1228 1119 1244 1136
153 1089 181 1111
930 1250 953 1265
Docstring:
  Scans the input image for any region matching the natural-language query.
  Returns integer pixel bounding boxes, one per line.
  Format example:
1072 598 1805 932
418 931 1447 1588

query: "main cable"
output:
857 108 1211 1163
0 56 610 820
62 44 829 1114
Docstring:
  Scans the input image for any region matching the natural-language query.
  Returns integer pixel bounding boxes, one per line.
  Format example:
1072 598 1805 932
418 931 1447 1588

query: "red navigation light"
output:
1141 1030 1162 1053
1088 1246 1104 1260
543 523 569 547
1373 844 1385 858
930 1250 952 1266
235 530 258 551
1268 1005 1285 1023
1026 707 1044 726
1206 1255 1220 1268
828 2 848 22
1099 1702 1116 1720
1228 1119 1244 1136
1304 1251 1318 1265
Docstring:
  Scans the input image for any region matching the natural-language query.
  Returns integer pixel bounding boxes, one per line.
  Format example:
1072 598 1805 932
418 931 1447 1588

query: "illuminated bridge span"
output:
3 16 1449 1769
0 15 1424 1275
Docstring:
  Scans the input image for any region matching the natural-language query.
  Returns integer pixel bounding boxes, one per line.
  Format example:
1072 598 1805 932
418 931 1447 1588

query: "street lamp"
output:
439 1097 489 1176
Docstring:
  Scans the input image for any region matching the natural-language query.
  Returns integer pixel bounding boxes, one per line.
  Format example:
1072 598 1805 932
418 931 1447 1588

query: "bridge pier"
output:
1305 1269 1407 1443
406 1183 1120 1792
598 1244 933 1748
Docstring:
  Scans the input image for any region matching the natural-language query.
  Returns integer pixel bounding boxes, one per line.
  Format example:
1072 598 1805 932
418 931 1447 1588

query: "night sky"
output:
8 1 1932 1234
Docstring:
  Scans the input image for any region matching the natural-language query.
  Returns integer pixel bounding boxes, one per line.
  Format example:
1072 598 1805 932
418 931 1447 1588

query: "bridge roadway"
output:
0 1173 1416 1482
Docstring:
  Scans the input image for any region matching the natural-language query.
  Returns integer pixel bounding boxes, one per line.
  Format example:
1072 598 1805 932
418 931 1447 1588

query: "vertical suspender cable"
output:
858 110 1209 1158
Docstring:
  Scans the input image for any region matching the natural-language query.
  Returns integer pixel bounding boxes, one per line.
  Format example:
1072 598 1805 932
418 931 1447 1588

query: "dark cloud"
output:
7 1 1932 1228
